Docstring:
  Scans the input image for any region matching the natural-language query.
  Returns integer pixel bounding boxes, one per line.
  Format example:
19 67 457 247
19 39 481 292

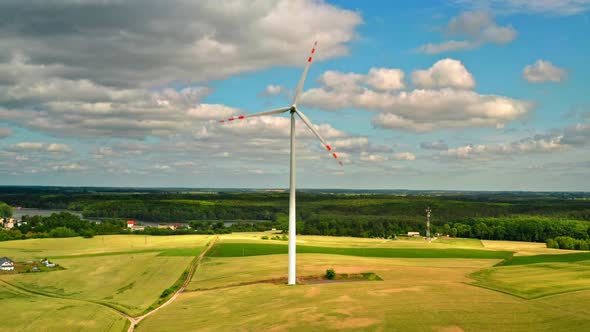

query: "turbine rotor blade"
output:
292 41 317 105
218 107 291 123
295 108 343 166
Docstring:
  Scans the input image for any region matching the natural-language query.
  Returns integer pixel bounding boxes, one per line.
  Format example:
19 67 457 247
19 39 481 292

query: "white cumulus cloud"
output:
301 61 533 133
412 59 476 89
523 60 567 83
365 68 406 91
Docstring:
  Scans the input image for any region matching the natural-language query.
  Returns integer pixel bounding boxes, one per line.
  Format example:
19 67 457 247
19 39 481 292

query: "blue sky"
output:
0 0 589 190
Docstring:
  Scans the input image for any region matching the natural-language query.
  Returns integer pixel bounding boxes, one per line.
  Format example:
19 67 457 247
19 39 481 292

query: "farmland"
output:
0 284 128 332
0 235 212 318
141 234 590 331
1 233 590 331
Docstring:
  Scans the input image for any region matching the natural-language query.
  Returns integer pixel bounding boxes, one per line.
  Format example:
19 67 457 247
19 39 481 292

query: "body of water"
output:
11 208 236 227
12 208 84 219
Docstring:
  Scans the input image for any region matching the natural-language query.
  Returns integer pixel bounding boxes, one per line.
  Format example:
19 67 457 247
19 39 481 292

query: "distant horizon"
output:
1 184 588 194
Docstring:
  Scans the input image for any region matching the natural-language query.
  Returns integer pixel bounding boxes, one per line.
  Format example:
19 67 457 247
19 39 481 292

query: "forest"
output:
1 186 589 247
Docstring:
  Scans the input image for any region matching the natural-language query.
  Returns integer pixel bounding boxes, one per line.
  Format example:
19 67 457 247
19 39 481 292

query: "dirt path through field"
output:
127 236 218 331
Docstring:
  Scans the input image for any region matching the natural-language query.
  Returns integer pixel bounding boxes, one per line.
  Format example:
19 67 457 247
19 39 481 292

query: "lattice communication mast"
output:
426 207 432 239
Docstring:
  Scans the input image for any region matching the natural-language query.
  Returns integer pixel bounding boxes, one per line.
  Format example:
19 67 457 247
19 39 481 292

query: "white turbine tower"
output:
219 41 343 285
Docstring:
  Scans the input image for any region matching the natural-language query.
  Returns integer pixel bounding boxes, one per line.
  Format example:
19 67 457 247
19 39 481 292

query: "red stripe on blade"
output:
308 57 312 62
228 117 234 121
311 48 315 54
326 145 332 151
238 116 245 120
332 153 338 159
338 161 343 166
219 120 225 123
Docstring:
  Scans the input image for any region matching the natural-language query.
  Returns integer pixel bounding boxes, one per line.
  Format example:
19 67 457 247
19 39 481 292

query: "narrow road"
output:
127 236 218 331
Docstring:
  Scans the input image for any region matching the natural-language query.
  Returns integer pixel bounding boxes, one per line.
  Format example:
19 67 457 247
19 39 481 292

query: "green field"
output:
0 235 211 318
2 234 590 331
471 257 590 299
497 252 590 266
145 250 590 332
0 284 128 332
0 234 212 261
2 252 194 315
207 242 512 259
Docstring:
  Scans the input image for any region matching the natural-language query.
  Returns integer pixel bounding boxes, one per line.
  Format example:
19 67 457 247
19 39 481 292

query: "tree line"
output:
2 190 590 249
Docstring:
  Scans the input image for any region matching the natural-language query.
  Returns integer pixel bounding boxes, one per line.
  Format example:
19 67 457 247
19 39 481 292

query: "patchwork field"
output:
0 234 211 319
0 234 212 261
2 233 590 331
2 252 194 315
143 251 590 332
0 284 128 332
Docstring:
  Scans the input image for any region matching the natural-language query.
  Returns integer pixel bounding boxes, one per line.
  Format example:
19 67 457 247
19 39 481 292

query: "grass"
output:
436 237 483 247
0 284 128 332
221 233 489 249
4 233 590 331
497 252 590 266
2 252 194 316
206 242 513 259
471 263 590 299
143 253 590 332
0 234 212 261
0 235 210 316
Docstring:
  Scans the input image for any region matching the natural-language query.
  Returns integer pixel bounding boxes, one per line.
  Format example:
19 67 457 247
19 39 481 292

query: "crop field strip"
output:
206 242 513 259
496 251 590 266
470 251 590 300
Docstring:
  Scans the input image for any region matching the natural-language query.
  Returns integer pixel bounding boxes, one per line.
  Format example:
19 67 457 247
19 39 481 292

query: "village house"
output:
407 231 421 237
40 258 56 268
0 218 18 229
170 223 184 230
0 257 14 271
127 220 136 228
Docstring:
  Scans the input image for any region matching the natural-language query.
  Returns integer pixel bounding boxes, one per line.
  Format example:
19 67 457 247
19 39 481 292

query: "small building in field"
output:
40 259 56 268
127 220 136 228
0 257 14 271
407 231 421 237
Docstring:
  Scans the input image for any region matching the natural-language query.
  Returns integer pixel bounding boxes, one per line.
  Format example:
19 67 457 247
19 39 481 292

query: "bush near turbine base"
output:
326 268 336 280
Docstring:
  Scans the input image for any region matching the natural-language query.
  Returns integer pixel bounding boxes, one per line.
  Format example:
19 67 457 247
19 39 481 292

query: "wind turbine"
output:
219 41 343 285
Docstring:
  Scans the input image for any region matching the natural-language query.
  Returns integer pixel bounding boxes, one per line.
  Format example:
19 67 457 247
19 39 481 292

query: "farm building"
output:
40 259 56 268
0 257 14 271
407 231 421 237
127 220 136 228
